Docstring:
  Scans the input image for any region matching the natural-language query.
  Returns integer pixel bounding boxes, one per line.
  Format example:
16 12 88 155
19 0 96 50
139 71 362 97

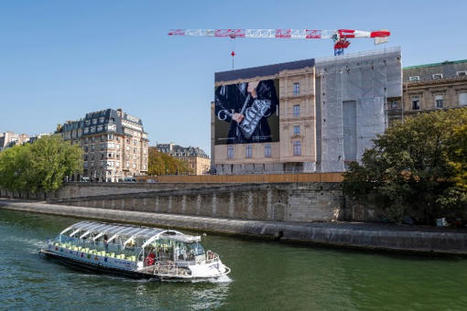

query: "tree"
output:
147 148 192 176
343 108 467 224
0 144 33 192
0 135 83 193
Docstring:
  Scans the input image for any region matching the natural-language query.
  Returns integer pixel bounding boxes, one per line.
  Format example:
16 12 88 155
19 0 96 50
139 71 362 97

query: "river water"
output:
1 209 467 311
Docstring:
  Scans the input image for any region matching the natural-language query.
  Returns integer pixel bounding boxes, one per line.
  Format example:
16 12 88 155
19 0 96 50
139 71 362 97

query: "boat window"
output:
187 242 205 256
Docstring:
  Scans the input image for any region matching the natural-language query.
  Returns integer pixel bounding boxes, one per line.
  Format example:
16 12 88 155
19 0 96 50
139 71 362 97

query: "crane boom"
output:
169 28 390 56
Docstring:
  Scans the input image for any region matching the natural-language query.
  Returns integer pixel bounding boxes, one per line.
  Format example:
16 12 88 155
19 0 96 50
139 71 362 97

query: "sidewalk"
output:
1 199 466 255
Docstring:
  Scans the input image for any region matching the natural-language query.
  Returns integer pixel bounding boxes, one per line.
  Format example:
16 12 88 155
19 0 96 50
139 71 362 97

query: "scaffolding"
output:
315 47 402 172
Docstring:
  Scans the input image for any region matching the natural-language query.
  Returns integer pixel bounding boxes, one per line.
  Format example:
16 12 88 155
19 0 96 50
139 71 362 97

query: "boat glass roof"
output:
61 221 200 242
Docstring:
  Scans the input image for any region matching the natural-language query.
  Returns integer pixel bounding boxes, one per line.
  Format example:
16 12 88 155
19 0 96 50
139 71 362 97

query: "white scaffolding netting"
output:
316 47 402 172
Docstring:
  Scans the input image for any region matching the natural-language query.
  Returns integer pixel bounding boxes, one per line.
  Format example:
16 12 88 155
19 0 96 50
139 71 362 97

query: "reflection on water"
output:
1 209 467 310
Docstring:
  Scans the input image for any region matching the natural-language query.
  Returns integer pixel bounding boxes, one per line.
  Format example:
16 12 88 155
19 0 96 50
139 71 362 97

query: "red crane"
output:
169 28 391 67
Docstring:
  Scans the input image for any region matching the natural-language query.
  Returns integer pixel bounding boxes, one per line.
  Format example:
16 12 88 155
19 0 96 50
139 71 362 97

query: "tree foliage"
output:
147 148 192 176
343 108 467 224
0 135 83 193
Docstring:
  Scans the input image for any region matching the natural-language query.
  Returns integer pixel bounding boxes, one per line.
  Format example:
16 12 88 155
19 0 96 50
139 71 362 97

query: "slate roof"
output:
403 59 467 82
215 58 315 82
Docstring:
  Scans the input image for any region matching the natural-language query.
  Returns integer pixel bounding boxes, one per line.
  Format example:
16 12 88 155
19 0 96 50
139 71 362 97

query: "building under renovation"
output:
211 47 402 174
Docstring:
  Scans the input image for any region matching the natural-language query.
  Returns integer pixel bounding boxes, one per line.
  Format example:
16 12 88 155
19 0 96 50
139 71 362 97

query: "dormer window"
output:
409 76 420 81
432 73 443 80
457 71 467 77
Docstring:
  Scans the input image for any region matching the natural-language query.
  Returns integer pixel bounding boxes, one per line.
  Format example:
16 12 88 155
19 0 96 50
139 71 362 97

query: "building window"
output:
435 95 444 108
293 105 300 117
264 144 271 158
411 96 420 110
99 117 105 123
293 125 300 136
293 82 300 96
227 146 234 159
293 141 302 156
246 145 252 158
92 118 97 125
432 73 443 80
459 92 467 106
390 100 399 109
408 76 420 82
456 71 467 77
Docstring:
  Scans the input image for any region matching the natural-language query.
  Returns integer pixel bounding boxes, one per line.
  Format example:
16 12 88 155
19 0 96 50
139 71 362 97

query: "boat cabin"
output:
55 221 206 267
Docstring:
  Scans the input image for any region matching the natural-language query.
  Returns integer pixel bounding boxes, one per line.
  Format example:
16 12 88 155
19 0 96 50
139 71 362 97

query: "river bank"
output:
1 199 466 256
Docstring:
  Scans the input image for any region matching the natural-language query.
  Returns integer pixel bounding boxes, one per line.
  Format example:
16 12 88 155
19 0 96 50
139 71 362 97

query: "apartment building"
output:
156 143 210 175
387 59 467 124
57 108 149 182
0 131 30 151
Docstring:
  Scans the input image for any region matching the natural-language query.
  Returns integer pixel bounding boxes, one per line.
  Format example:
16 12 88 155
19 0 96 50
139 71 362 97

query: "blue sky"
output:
1 0 466 154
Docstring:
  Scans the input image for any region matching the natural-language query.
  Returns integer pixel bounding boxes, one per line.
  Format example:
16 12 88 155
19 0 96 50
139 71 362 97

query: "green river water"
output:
1 208 466 311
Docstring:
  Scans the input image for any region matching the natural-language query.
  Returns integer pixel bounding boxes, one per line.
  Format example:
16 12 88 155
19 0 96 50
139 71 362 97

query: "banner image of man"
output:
215 79 278 144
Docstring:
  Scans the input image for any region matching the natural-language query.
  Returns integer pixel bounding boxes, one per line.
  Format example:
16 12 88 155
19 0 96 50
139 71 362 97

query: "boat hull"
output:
40 249 228 281
40 249 159 280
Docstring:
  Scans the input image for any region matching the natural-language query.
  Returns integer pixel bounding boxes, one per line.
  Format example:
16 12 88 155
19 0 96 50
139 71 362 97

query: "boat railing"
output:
50 241 138 262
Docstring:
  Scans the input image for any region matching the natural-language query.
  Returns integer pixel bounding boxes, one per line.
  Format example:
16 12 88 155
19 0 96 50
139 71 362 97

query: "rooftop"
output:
404 59 467 70
155 143 209 158
215 58 315 82
403 58 467 82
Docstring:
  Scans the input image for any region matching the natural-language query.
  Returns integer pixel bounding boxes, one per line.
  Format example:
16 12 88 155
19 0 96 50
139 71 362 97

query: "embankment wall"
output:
2 200 466 255
49 183 344 223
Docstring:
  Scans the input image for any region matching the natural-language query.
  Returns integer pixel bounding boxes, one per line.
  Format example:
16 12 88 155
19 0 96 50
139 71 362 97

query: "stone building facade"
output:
57 108 149 182
387 59 467 124
0 131 30 151
212 48 402 174
156 143 210 175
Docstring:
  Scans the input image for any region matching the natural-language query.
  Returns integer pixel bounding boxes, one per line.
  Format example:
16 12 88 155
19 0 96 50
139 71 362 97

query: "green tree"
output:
0 135 83 193
28 135 83 192
147 148 192 176
343 108 467 224
0 144 33 192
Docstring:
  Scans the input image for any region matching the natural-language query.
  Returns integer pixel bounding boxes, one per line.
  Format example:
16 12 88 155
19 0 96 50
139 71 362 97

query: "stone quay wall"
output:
2 200 466 255
48 183 344 223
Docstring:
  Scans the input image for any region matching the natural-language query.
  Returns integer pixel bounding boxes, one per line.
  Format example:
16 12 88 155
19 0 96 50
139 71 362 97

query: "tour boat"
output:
40 221 231 281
